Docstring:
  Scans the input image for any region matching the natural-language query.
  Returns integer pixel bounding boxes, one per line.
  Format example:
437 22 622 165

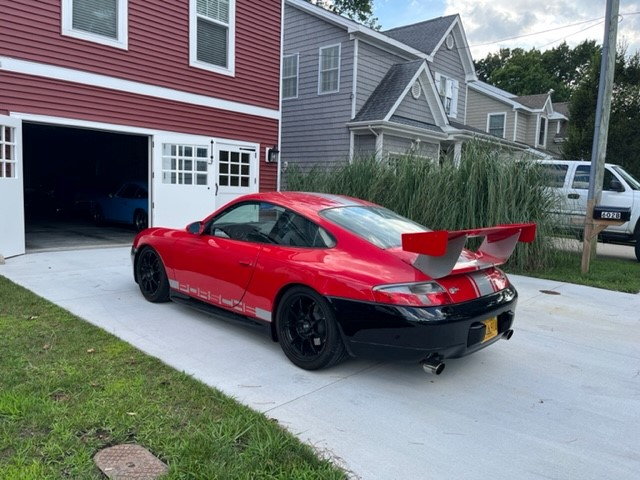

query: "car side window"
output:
207 202 285 243
269 210 335 248
119 184 138 198
540 164 568 188
572 166 620 191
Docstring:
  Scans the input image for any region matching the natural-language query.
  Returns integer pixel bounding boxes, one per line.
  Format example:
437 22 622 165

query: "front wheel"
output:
134 209 148 232
635 236 640 262
135 247 170 302
276 287 348 370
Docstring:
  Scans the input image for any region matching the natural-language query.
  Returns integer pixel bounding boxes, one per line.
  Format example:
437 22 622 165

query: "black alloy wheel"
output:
276 287 348 370
135 247 170 303
134 210 148 232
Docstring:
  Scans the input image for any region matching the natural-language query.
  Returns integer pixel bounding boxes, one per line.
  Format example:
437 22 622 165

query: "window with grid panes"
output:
319 45 340 94
195 0 232 68
62 0 127 48
218 150 250 187
282 54 299 99
0 126 16 178
488 114 506 138
162 144 208 185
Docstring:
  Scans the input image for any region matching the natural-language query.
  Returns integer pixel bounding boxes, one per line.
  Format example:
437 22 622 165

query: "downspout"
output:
276 0 285 191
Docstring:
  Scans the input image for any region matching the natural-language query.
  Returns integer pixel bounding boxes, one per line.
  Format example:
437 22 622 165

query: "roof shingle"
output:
383 15 458 56
353 60 425 122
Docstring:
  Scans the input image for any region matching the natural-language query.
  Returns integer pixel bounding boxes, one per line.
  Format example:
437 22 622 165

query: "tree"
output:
473 41 600 102
310 0 380 29
563 49 640 178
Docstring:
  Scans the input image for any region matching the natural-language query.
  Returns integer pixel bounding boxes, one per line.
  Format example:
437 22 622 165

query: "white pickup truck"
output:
538 159 640 261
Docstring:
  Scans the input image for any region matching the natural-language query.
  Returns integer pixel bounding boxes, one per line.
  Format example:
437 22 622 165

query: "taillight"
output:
372 282 451 307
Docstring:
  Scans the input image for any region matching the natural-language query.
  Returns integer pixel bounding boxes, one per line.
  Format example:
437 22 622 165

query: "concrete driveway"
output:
1 247 639 480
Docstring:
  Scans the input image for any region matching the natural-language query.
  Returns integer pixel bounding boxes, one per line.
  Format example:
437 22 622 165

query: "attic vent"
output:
446 34 455 50
411 81 422 99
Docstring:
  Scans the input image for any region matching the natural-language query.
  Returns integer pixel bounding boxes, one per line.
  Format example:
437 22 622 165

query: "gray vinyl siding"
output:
516 111 529 144
355 42 407 114
384 135 439 159
394 87 436 125
281 4 354 168
353 134 377 157
465 88 514 139
547 120 561 155
432 32 466 120
525 114 538 147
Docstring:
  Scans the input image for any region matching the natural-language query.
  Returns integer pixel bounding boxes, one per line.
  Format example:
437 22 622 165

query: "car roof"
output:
235 192 377 218
537 159 620 168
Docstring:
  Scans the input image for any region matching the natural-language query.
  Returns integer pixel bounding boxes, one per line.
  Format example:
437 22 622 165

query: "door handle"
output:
568 193 580 199
215 183 219 196
238 260 253 267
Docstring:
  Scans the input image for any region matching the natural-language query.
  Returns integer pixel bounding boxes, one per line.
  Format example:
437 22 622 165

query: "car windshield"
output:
612 166 640 190
320 206 429 249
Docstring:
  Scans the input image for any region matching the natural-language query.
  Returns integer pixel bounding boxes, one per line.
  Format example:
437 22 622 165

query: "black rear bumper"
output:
326 286 518 362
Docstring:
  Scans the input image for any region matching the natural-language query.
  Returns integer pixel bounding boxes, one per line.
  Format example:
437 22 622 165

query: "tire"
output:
134 209 148 232
275 286 348 370
93 205 104 226
635 234 640 263
135 247 170 303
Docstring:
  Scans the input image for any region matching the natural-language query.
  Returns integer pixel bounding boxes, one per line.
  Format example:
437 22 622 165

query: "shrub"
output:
285 140 556 271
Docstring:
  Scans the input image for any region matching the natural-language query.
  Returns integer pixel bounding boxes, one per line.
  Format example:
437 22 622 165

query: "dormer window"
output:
62 0 128 49
190 0 236 76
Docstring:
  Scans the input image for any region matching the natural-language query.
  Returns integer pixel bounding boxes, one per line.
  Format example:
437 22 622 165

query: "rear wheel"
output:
635 233 640 262
134 209 148 232
276 286 348 370
135 247 170 302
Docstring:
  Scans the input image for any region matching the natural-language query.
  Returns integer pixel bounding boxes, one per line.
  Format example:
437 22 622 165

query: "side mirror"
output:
609 179 625 192
186 221 203 234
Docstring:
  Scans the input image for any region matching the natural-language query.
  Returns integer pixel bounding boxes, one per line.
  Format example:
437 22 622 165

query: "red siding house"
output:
0 0 283 258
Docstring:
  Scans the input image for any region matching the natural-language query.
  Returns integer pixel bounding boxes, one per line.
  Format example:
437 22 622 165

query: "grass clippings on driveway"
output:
0 277 345 479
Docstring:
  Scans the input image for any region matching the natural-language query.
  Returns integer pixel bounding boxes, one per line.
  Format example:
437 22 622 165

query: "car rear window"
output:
320 206 429 249
540 164 568 188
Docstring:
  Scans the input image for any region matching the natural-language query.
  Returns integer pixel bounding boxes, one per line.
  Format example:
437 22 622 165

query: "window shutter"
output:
434 72 442 95
449 79 458 118
72 0 118 39
197 18 228 67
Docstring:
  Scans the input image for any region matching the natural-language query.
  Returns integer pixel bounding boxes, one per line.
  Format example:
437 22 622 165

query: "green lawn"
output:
0 277 345 479
508 251 640 294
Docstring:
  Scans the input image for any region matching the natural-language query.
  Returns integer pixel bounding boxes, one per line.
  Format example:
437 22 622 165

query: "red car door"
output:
171 232 261 308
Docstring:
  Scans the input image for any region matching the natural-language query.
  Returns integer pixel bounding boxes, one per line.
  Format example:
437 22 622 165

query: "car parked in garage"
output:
93 181 149 232
131 192 535 373
538 160 640 261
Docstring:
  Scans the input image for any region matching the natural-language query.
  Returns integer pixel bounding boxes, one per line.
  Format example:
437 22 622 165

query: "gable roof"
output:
554 102 569 117
353 60 425 122
383 15 458 57
515 94 550 110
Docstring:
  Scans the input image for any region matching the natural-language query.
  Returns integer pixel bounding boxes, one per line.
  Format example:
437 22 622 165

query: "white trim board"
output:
0 57 280 120
9 112 263 149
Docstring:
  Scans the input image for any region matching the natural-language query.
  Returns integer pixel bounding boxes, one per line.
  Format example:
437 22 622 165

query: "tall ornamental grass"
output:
285 140 557 271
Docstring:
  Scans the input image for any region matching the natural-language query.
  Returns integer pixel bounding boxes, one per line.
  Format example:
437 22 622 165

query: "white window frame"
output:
189 0 236 77
282 53 299 100
486 112 507 138
318 43 341 95
434 72 458 118
61 0 128 50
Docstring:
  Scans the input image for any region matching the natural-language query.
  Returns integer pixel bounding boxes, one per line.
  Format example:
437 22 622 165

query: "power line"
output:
538 19 605 49
469 11 640 48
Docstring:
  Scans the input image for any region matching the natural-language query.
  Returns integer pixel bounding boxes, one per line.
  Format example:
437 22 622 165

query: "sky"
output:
373 0 640 59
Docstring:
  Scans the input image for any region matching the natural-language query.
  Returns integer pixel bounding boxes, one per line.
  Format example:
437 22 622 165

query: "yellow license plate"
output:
482 317 498 342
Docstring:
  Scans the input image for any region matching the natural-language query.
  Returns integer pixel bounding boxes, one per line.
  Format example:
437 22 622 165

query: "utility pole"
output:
581 0 619 274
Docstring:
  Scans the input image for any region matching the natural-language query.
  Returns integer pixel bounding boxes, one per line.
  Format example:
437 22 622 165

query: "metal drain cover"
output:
94 444 168 479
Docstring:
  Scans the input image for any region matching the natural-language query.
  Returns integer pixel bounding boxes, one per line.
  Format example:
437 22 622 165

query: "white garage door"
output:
152 134 258 229
0 116 24 259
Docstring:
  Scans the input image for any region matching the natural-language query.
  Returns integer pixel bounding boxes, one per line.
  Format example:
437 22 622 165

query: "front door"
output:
214 143 258 209
0 116 24 258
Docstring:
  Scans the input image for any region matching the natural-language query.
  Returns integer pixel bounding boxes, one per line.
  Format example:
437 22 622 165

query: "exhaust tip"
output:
421 360 445 375
502 329 514 340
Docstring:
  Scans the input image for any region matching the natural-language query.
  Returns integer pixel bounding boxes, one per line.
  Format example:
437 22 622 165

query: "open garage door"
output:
0 116 24 258
152 135 258 228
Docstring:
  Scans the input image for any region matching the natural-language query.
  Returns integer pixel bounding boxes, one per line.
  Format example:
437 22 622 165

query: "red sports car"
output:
132 192 535 374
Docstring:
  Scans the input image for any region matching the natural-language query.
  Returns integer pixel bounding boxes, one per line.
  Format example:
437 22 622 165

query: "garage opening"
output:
23 123 149 251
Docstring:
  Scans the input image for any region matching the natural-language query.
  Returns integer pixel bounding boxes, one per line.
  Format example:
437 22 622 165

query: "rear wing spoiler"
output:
401 223 536 279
